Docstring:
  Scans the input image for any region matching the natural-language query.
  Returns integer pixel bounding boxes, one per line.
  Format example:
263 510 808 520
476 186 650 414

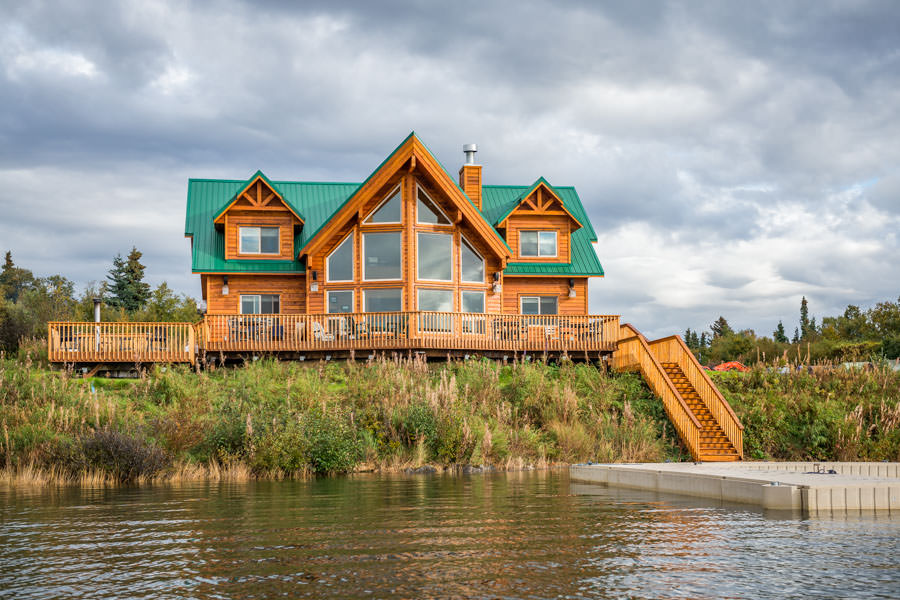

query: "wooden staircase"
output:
612 324 743 462
661 362 740 461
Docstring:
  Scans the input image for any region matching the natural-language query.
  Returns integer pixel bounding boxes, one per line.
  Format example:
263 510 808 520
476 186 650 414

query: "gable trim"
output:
213 171 304 225
495 177 584 230
298 133 511 261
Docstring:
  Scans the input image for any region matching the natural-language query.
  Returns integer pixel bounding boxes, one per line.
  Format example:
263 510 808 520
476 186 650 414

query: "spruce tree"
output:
800 296 810 340
699 332 708 348
773 320 788 343
792 327 800 344
0 251 35 302
105 247 151 313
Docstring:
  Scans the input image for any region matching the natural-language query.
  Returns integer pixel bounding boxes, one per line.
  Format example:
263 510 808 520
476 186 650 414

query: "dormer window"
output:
239 226 279 254
520 231 557 258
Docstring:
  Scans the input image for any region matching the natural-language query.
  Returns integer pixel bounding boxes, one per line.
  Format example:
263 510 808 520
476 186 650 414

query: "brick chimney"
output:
459 143 482 210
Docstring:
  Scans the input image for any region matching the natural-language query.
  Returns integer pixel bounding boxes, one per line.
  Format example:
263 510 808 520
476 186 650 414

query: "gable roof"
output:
492 177 584 231
298 132 511 259
212 170 304 224
185 134 603 277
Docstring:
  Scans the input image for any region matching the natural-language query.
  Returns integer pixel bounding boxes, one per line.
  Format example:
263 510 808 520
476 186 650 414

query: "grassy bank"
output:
1 349 898 485
0 353 682 485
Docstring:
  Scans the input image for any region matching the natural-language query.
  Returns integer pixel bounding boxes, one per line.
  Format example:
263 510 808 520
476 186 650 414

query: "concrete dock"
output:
570 462 900 515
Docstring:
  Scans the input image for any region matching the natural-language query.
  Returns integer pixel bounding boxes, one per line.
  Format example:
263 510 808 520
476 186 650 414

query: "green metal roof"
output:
185 144 603 277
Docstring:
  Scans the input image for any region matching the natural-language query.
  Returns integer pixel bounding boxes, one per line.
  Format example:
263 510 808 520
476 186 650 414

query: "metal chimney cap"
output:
463 143 477 153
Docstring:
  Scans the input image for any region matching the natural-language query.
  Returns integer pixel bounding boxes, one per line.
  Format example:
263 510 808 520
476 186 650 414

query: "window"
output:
326 235 354 282
364 288 402 312
364 187 402 224
326 290 354 313
239 226 279 254
519 231 557 257
461 291 486 334
417 187 451 225
418 288 453 311
240 294 280 314
460 237 484 283
418 288 453 332
520 296 558 315
417 232 452 281
461 290 485 313
363 232 402 280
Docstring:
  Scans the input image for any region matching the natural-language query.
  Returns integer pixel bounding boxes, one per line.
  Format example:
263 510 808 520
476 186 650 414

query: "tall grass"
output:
3 353 896 486
0 354 682 484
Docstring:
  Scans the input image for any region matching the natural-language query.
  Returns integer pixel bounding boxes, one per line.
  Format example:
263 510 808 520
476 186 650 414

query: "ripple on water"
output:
2 472 899 599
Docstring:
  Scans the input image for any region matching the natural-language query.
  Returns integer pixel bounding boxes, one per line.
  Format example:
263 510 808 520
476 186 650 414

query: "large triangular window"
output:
364 187 402 224
417 187 451 225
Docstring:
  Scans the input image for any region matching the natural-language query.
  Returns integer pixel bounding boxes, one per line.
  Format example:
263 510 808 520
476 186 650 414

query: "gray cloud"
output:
1 0 898 337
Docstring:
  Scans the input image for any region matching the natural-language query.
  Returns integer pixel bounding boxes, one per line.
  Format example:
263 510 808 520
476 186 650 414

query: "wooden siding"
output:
502 277 588 315
458 164 482 210
224 211 296 260
205 274 306 315
505 214 571 263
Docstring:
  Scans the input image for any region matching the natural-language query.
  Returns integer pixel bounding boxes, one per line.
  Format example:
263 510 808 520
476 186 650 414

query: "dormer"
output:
213 171 304 261
496 178 583 263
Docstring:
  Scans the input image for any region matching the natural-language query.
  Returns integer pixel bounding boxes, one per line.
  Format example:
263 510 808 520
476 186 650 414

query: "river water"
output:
1 470 898 599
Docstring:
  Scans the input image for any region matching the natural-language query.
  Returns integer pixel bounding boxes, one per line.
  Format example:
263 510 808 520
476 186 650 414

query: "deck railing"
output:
47 322 196 364
199 312 620 355
612 327 702 461
648 335 744 459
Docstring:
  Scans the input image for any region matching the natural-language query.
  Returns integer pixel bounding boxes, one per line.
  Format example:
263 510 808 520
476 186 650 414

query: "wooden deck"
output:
48 313 620 364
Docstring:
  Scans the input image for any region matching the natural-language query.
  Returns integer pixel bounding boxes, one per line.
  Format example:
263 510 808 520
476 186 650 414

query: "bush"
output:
81 427 171 483
302 407 361 474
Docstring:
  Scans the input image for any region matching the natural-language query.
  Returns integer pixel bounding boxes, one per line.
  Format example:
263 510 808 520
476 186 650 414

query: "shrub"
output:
81 427 171 483
302 407 361 474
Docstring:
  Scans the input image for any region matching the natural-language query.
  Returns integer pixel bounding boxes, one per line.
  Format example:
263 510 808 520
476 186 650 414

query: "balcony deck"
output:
48 313 620 365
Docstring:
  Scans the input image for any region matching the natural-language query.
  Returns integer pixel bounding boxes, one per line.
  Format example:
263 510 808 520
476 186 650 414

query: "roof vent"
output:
463 143 478 165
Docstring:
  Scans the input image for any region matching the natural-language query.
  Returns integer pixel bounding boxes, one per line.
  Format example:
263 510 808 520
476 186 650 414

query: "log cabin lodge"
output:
47 133 744 461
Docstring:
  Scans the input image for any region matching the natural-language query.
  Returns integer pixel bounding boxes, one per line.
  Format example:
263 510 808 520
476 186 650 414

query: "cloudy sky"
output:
1 0 898 337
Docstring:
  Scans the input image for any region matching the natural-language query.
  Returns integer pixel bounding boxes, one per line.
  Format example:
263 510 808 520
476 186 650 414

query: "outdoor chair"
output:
312 321 335 342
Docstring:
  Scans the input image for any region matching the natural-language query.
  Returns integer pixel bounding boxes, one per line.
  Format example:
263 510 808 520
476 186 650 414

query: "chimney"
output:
459 143 482 210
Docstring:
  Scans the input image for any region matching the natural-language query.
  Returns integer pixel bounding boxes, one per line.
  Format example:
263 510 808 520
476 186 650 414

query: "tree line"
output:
683 295 900 365
0 248 198 352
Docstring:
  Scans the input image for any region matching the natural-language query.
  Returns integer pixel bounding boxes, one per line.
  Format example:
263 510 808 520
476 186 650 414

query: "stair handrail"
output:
649 334 744 459
614 329 702 460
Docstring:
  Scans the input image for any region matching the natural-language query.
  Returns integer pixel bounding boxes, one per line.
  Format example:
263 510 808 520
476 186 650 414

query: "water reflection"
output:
1 471 898 599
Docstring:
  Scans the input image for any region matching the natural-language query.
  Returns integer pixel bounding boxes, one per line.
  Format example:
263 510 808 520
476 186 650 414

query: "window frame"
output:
238 226 280 255
325 289 355 314
362 231 403 282
363 185 402 225
416 184 453 226
519 230 558 258
239 293 281 315
416 231 454 282
459 235 485 284
519 295 558 315
326 233 354 282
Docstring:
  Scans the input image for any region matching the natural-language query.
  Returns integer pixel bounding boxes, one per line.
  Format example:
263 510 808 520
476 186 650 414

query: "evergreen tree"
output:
791 327 800 344
105 247 151 313
773 320 788 343
0 251 35 302
699 332 708 348
710 316 734 339
800 296 810 340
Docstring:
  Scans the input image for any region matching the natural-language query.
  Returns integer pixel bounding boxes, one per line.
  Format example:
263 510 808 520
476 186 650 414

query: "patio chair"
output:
312 321 335 342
